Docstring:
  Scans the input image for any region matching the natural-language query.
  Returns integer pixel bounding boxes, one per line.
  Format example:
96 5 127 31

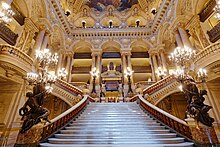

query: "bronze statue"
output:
181 76 214 127
19 83 50 133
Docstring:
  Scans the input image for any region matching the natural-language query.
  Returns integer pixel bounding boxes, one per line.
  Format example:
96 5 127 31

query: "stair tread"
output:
41 102 193 146
41 142 194 147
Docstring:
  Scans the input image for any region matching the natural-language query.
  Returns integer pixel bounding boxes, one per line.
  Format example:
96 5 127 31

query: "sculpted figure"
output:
19 84 50 133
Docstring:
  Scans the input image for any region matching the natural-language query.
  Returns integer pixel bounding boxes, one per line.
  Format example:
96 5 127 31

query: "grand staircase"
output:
40 103 193 147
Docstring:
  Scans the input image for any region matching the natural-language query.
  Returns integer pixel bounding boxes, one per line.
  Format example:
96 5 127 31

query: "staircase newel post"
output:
185 118 219 145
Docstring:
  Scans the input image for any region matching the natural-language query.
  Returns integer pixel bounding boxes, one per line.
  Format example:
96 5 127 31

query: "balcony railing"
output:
0 44 33 74
194 41 220 68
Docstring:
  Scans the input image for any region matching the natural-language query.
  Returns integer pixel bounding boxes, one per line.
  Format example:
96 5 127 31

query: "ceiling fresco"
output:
85 0 138 11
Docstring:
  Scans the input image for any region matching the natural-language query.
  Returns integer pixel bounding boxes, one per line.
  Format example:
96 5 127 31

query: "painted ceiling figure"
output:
86 0 138 11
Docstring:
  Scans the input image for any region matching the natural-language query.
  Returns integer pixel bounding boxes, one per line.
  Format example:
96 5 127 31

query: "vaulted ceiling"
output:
59 0 162 28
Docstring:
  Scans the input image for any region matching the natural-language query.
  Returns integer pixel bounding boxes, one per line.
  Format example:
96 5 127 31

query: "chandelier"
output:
26 48 58 93
168 46 195 67
214 0 220 19
0 2 15 23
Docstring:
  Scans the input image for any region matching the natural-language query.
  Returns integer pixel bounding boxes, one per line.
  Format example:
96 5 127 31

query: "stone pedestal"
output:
185 118 219 144
15 123 44 146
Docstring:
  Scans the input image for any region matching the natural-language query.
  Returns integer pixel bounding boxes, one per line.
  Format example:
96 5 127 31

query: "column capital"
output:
148 49 158 56
24 18 38 33
65 51 74 57
120 49 131 56
91 50 102 56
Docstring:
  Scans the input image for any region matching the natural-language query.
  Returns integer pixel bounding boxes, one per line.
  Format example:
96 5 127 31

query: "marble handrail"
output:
143 75 176 95
41 95 88 141
56 79 83 95
48 96 88 124
138 95 192 139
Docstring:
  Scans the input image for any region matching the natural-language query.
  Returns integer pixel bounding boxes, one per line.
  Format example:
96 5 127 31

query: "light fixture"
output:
197 68 207 83
90 67 98 93
214 0 220 19
0 2 15 24
19 48 59 133
169 46 214 127
168 46 195 67
156 67 167 80
58 68 67 80
125 67 134 93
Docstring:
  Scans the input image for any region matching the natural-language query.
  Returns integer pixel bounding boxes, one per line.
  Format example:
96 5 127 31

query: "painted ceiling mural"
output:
85 0 138 11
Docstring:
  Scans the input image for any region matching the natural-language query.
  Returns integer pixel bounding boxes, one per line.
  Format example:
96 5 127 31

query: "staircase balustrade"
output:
138 95 192 139
55 79 83 95
126 95 139 102
143 75 176 95
41 96 88 141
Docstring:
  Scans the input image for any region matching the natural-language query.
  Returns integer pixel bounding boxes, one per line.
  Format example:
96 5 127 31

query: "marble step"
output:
47 137 185 144
40 142 194 147
60 129 170 134
54 133 177 139
69 122 160 126
64 127 166 131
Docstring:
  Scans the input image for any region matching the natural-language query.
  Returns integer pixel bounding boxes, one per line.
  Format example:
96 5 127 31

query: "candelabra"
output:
125 67 134 93
156 67 167 80
58 68 67 80
214 0 220 19
0 2 15 23
90 67 98 93
19 48 59 133
169 46 214 127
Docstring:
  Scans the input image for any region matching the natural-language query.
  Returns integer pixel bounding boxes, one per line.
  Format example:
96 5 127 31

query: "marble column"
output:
66 55 71 79
152 54 159 81
178 27 193 49
127 54 132 69
122 53 127 83
67 55 74 83
56 53 63 75
33 28 45 51
20 31 30 51
159 49 167 70
91 54 96 70
40 32 49 50
5 0 13 4
175 31 184 48
149 56 156 81
122 54 127 73
96 53 101 84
